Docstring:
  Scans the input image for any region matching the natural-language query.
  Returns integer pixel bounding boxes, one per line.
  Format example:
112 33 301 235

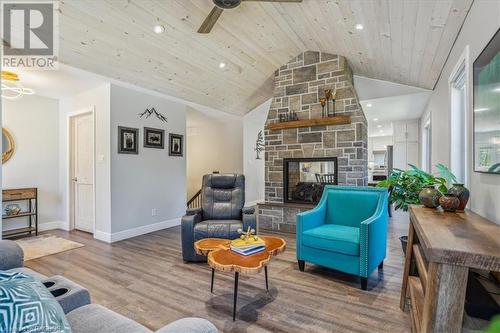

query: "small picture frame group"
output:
117 126 183 157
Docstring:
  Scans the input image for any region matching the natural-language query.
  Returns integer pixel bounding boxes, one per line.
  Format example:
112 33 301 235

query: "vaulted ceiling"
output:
59 0 473 115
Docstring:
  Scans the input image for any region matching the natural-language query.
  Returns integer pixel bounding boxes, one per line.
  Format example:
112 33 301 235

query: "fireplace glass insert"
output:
283 157 338 204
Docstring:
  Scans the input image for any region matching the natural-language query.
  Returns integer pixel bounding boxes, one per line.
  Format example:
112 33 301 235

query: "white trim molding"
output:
38 221 70 232
94 217 181 243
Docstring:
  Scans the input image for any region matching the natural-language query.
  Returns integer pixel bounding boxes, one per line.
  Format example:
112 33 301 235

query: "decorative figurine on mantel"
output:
324 89 336 117
320 98 327 117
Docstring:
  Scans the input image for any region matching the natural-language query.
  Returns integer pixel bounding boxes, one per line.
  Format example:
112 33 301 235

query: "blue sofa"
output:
296 186 388 290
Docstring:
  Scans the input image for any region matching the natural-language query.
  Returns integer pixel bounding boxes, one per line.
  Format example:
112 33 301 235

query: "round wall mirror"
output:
2 128 15 163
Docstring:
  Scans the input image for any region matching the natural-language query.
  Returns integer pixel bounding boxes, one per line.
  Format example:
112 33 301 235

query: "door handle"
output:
72 177 78 182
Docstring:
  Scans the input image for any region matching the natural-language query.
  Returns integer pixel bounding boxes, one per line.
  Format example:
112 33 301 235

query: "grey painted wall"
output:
110 84 187 233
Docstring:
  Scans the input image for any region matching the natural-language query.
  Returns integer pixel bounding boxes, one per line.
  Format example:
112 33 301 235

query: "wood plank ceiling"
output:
59 0 473 115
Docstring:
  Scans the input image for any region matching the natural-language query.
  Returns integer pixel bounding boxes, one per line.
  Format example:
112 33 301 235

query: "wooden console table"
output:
400 206 500 333
2 188 38 238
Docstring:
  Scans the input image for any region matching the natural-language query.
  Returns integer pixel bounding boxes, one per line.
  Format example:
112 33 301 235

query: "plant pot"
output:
419 185 442 208
399 236 408 256
448 183 470 211
439 194 460 212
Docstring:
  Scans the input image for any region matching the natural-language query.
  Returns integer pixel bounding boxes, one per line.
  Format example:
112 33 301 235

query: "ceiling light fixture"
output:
1 71 35 100
366 103 372 107
474 108 490 112
153 25 165 34
355 24 364 30
377 125 382 128
373 118 378 122
219 62 226 69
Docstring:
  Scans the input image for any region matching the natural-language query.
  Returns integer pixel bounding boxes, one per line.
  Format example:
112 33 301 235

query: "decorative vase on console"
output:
419 185 442 208
439 193 460 212
320 98 327 118
448 183 470 211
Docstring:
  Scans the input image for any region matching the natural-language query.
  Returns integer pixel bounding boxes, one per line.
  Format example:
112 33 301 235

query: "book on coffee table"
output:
230 237 266 256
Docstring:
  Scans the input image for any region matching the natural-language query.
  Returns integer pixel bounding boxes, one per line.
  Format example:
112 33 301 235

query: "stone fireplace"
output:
258 51 368 233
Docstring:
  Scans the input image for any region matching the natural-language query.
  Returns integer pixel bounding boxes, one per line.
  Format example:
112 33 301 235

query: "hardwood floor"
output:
26 211 411 333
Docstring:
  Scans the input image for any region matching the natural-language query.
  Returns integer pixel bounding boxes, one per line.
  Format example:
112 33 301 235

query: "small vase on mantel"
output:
448 183 470 211
439 194 460 212
419 185 442 208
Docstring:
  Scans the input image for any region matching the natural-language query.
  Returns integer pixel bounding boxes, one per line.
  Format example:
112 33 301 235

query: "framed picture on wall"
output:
143 127 165 149
473 28 500 174
118 126 139 154
169 133 183 157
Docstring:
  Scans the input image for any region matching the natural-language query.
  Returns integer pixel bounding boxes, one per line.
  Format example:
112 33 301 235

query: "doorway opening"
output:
69 110 95 234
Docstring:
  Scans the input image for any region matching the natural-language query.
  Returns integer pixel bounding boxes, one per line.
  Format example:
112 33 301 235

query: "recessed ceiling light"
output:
219 62 226 69
377 125 382 128
494 87 500 92
366 103 372 107
355 24 364 30
474 108 489 112
153 25 165 34
373 118 378 122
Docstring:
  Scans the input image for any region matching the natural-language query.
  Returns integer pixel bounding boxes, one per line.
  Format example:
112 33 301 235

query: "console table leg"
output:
210 268 215 293
233 272 239 321
422 262 468 333
265 266 269 291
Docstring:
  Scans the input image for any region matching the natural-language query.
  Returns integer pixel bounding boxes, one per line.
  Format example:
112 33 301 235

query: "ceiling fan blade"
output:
197 6 224 34
242 0 302 2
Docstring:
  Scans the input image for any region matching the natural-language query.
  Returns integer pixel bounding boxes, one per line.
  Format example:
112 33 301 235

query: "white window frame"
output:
448 45 470 187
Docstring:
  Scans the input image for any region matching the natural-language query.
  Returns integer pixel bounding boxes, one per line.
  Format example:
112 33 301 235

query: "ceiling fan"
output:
198 0 303 34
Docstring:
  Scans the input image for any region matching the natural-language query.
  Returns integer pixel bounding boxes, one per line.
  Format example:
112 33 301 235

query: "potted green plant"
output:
377 163 456 254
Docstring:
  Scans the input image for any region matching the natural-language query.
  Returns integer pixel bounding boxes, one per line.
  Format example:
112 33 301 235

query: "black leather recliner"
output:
181 173 257 262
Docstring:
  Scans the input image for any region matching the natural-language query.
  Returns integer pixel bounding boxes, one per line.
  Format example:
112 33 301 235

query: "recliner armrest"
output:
186 207 202 216
0 240 24 270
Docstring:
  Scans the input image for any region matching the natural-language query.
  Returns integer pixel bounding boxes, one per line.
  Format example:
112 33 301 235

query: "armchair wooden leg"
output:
298 260 305 272
361 277 368 290
378 261 384 270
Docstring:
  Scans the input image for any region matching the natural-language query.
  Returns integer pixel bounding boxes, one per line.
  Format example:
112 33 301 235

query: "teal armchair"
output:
296 186 388 290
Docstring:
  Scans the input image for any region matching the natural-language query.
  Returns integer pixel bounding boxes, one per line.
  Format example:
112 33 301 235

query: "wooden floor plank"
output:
25 211 411 332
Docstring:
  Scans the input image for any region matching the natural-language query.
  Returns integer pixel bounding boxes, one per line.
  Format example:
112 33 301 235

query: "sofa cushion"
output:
67 304 151 333
194 220 242 241
0 273 71 333
302 224 360 256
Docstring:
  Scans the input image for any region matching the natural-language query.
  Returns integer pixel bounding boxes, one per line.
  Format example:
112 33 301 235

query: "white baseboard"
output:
38 221 70 232
94 217 181 243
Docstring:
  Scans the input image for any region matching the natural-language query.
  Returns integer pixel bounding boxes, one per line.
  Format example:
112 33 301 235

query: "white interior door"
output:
72 113 94 233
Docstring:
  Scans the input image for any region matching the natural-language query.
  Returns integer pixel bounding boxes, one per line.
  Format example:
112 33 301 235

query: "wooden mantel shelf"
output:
265 116 351 130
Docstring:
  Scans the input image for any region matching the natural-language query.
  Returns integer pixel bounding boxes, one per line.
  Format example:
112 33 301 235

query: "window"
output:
449 46 470 185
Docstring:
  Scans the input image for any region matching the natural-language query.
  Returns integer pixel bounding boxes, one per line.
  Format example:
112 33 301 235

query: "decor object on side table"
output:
418 185 442 208
296 186 388 290
4 204 21 216
473 28 500 174
118 126 139 154
168 133 183 156
143 127 165 149
448 183 470 211
254 130 264 159
439 193 460 212
138 107 168 123
319 98 327 117
2 128 15 163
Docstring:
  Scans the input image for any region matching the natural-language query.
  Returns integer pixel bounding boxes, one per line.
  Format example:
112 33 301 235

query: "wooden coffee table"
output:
194 236 286 321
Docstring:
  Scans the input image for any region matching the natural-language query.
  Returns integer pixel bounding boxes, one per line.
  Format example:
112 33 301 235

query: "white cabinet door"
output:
393 142 407 170
406 121 419 142
407 142 419 167
393 122 407 142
